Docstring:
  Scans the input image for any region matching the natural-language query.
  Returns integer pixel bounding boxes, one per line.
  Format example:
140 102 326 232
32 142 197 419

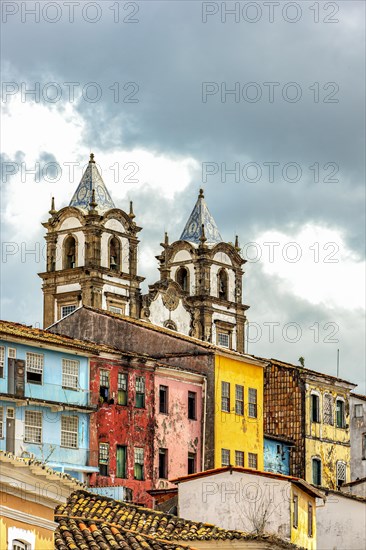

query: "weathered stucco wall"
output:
154 370 204 486
89 357 155 506
316 491 366 550
49 307 216 469
349 395 366 481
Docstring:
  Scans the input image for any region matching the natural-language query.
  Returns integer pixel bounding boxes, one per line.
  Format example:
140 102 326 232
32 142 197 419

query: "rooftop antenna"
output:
337 348 340 378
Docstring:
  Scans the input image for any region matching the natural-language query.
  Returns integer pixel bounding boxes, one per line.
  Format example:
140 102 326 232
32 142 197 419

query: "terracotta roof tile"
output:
54 490 303 549
0 319 119 355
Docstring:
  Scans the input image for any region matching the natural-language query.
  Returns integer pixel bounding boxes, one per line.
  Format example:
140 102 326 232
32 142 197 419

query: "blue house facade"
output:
0 321 102 481
264 435 293 476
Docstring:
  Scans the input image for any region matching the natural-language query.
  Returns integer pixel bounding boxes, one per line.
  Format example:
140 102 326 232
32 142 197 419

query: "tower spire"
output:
180 188 222 245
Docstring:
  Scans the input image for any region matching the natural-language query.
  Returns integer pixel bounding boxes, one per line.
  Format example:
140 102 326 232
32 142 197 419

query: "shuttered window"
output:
62 359 79 390
24 410 42 443
61 416 78 448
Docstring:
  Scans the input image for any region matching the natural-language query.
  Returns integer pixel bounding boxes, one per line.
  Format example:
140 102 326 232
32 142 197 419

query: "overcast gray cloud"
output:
1 1 365 390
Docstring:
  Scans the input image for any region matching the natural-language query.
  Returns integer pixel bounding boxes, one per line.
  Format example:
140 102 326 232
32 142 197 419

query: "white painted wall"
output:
213 251 232 265
56 283 81 294
104 218 125 232
59 217 82 230
178 470 291 539
148 294 191 335
317 491 366 550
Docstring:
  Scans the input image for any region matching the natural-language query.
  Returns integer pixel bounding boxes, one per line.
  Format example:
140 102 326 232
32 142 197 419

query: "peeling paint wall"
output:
154 370 204 487
89 357 155 507
215 355 264 470
264 438 291 476
305 382 351 489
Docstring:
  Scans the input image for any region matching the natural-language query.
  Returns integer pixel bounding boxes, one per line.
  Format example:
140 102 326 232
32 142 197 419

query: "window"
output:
336 398 345 428
117 373 128 405
99 443 109 476
188 452 196 474
235 385 244 415
248 453 258 469
99 370 110 402
235 450 244 467
61 416 78 448
116 445 127 478
64 235 77 269
218 269 228 300
336 461 346 487
176 267 189 291
62 358 79 390
311 394 320 423
159 448 168 479
354 404 363 418
0 407 3 438
248 388 257 418
61 305 76 318
159 385 168 414
8 347 16 359
0 346 4 377
217 332 230 348
188 391 196 420
24 410 42 443
221 382 230 412
26 352 43 384
308 503 313 537
135 376 145 408
134 447 144 480
312 457 322 485
293 494 298 529
323 394 333 425
109 237 121 271
109 306 123 315
362 433 366 460
221 448 230 466
7 408 15 419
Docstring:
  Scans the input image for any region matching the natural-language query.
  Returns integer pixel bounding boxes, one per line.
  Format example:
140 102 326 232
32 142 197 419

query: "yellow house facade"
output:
0 452 83 550
214 352 266 471
304 372 356 489
291 483 318 550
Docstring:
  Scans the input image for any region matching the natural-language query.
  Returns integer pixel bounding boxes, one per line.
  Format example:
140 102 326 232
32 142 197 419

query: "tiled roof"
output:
179 188 223 245
54 490 303 549
0 319 119 355
55 491 260 550
259 356 357 387
350 392 366 402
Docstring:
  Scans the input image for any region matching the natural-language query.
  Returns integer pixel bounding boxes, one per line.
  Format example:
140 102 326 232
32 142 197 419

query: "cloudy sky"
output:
1 1 365 390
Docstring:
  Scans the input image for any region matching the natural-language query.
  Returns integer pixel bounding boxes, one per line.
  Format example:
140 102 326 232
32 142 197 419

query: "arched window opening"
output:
64 235 76 269
109 237 121 271
176 267 189 292
218 269 228 300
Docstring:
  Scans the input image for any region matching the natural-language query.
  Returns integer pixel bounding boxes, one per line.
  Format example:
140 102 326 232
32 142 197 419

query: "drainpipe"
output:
202 377 207 471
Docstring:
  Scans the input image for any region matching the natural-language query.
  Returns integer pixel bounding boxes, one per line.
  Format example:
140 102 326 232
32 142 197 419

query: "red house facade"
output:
89 354 156 506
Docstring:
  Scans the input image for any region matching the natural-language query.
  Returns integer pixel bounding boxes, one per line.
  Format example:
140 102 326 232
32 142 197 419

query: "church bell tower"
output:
39 154 144 328
142 189 249 353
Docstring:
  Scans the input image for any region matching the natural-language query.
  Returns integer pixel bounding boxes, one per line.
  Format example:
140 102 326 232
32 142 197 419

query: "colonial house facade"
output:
0 320 104 481
349 393 366 481
264 358 356 490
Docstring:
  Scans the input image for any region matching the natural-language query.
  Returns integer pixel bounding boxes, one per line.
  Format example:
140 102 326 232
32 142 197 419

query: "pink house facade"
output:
154 366 206 489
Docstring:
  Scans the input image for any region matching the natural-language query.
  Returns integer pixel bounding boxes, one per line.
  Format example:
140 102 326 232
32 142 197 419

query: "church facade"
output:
39 154 249 353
